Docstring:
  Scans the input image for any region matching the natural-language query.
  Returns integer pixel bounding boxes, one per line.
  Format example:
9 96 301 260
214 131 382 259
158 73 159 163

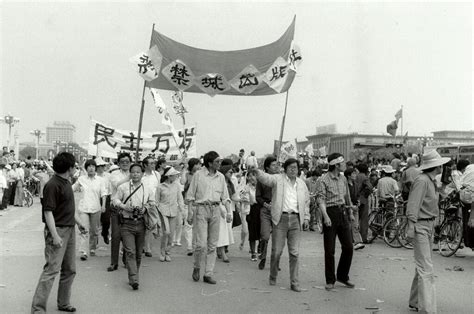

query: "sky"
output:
1 0 472 157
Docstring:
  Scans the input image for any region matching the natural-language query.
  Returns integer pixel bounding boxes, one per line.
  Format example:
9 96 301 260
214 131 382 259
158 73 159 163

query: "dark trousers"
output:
462 202 474 248
323 206 353 284
1 185 12 209
100 196 111 239
31 226 76 313
259 207 272 261
9 181 17 205
121 219 145 285
358 202 369 243
110 211 121 266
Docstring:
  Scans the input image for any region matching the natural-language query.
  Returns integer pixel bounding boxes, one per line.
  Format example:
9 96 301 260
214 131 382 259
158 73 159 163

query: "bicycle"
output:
23 189 34 207
367 195 402 243
436 191 463 257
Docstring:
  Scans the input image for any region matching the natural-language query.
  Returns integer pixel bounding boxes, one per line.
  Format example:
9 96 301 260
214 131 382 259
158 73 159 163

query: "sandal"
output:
58 305 77 312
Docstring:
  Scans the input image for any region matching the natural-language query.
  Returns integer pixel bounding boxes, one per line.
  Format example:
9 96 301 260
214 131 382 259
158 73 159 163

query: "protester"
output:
254 158 310 292
95 157 112 245
14 161 25 206
245 151 258 170
401 158 421 201
235 148 246 172
240 171 256 257
459 161 474 250
355 163 372 244
141 156 160 257
316 153 356 291
405 150 450 313
72 159 107 261
344 168 364 250
216 162 237 263
186 151 232 284
107 152 131 272
256 156 279 270
180 158 201 256
31 152 87 313
305 169 322 232
0 164 6 210
156 166 184 262
112 163 155 290
8 162 19 205
377 165 400 207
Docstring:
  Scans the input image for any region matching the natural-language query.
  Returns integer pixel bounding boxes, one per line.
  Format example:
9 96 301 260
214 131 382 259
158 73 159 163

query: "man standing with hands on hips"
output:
406 150 450 313
186 151 232 284
316 153 357 291
253 158 310 292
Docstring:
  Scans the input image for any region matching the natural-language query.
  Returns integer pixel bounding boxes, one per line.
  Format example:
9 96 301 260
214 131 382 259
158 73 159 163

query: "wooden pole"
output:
135 23 155 161
277 91 290 158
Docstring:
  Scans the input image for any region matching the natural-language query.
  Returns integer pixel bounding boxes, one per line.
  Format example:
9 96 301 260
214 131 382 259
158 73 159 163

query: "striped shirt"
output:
316 171 350 207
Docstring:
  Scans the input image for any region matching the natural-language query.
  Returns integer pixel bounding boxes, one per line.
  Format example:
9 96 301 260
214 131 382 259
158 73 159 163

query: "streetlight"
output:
0 114 20 151
30 129 44 159
53 140 62 154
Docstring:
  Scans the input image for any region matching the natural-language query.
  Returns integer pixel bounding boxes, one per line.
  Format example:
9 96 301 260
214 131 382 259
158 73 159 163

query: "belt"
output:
123 216 144 221
418 217 435 221
195 201 220 207
327 205 345 210
282 212 298 215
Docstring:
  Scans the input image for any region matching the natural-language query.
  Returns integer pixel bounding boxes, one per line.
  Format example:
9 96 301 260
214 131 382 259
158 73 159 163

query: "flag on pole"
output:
386 120 398 137
130 46 162 81
403 131 409 144
150 88 166 114
395 108 402 120
279 140 297 163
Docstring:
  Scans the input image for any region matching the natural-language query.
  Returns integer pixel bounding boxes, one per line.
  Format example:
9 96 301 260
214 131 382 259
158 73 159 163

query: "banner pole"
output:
278 91 290 158
135 23 155 161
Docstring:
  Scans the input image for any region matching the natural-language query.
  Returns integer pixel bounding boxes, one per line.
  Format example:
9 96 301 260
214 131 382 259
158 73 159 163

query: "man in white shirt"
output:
246 151 258 170
141 156 161 257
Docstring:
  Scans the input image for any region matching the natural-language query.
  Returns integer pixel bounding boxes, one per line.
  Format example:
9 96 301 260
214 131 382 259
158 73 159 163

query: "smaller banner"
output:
150 88 166 114
130 45 162 81
288 41 303 72
229 64 263 95
89 120 197 161
304 143 314 156
263 57 290 93
161 60 195 91
171 91 188 118
318 146 327 157
386 120 398 137
194 73 230 96
279 140 297 163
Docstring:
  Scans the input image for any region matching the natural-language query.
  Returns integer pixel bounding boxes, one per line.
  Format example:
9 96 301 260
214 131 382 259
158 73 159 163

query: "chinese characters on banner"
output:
288 41 302 72
88 120 197 161
229 65 263 95
194 73 230 96
162 60 195 91
263 57 289 93
130 46 162 81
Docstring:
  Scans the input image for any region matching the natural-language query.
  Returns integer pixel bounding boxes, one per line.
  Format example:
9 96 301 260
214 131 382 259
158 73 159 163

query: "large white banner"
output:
88 120 197 161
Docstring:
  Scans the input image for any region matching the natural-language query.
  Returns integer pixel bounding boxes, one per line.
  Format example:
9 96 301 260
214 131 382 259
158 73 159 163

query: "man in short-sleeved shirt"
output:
32 152 86 313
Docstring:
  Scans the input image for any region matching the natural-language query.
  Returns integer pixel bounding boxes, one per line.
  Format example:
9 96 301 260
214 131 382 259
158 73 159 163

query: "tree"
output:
19 146 36 160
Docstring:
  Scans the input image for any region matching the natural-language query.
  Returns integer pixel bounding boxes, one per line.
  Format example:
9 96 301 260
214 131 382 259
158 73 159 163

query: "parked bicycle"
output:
435 190 463 257
368 194 404 244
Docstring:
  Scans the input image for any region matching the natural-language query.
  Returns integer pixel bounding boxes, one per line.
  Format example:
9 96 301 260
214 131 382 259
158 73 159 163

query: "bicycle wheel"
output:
438 220 463 257
397 216 414 249
368 210 382 243
24 190 33 207
383 216 403 248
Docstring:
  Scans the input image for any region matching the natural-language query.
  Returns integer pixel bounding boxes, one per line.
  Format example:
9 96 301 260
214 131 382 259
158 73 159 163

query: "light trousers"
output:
409 220 437 314
77 211 101 255
193 205 220 277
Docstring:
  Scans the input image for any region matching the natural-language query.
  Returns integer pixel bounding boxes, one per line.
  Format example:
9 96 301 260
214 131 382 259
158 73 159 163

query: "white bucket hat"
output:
381 165 396 174
94 157 107 167
164 166 180 176
418 150 451 171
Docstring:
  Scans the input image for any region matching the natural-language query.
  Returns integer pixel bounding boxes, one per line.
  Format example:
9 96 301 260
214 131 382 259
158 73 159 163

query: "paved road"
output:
1 200 473 313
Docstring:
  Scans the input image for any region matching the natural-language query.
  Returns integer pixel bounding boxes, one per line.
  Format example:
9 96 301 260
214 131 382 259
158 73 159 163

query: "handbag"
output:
144 204 161 231
232 210 242 228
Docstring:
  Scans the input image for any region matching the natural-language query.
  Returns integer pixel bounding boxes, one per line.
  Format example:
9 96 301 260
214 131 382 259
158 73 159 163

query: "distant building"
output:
274 129 474 159
46 121 76 143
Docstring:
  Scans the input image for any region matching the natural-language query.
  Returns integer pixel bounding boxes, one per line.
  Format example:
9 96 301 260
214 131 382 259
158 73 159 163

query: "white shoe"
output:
354 243 365 250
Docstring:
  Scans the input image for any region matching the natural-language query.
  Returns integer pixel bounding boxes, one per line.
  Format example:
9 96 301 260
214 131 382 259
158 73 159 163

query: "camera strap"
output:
124 182 144 206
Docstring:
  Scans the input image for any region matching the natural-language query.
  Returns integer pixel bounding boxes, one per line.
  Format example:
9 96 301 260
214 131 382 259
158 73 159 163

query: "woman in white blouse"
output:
156 166 184 262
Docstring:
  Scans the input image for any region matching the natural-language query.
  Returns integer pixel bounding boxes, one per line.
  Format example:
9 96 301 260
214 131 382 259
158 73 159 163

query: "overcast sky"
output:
1 1 472 157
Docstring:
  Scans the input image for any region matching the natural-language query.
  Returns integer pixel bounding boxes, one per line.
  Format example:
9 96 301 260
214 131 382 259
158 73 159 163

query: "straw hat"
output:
381 165 396 174
94 157 107 167
164 166 180 176
418 150 450 171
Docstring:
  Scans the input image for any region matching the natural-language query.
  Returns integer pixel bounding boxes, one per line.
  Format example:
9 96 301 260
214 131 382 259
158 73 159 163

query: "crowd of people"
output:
2 146 472 313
